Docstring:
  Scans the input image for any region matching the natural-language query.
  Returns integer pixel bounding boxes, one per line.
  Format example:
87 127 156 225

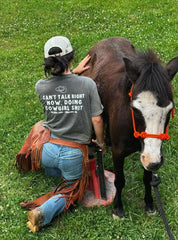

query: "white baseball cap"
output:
44 36 73 58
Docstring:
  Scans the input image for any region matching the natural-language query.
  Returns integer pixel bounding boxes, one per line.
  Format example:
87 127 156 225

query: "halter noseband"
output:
128 85 174 140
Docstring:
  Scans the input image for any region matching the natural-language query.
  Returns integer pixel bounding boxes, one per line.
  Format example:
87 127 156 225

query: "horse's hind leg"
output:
113 155 125 219
143 169 156 214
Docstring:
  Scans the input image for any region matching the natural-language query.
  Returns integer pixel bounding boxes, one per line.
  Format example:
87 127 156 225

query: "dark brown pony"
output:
82 37 178 218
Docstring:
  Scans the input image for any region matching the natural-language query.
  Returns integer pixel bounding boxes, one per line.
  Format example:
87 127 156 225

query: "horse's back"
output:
88 37 136 62
98 37 136 57
83 37 136 108
84 37 136 84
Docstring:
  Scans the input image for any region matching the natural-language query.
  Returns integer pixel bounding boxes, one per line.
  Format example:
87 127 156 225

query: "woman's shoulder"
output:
35 77 54 88
76 75 96 86
35 78 45 89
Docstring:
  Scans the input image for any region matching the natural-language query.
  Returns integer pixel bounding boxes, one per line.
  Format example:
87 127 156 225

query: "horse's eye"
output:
133 108 141 115
132 106 139 112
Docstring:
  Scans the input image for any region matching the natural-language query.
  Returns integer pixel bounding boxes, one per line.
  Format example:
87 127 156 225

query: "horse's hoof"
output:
112 214 125 220
112 209 125 219
145 205 157 216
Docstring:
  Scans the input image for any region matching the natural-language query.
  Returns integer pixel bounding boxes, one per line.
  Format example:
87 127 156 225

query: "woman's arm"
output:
92 115 106 153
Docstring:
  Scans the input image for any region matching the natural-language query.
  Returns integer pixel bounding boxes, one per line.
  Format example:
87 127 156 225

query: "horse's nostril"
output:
161 155 164 163
147 162 162 171
141 154 146 164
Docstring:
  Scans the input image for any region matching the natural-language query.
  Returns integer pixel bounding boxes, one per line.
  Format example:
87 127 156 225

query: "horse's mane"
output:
134 50 173 105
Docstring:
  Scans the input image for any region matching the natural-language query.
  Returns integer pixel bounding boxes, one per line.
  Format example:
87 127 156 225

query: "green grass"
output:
0 0 177 239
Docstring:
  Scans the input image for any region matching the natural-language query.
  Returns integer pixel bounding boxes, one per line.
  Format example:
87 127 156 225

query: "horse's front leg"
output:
112 153 125 219
143 169 156 214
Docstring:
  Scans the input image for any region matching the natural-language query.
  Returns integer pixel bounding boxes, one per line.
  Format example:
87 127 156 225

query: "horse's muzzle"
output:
146 156 164 171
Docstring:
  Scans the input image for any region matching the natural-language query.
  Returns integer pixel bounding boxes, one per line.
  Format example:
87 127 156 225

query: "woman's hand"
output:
92 139 106 154
73 55 91 74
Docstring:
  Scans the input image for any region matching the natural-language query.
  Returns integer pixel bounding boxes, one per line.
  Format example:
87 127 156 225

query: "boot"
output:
27 208 43 233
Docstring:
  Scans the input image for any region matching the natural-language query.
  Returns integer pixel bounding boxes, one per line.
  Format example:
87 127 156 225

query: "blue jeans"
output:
39 140 83 226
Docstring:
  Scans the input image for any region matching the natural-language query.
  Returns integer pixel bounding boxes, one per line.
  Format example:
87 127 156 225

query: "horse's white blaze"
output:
132 91 173 169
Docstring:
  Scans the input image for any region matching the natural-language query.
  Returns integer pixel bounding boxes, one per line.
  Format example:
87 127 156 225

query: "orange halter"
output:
128 85 174 140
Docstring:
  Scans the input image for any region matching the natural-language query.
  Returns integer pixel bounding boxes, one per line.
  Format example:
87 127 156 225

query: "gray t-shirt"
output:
35 74 103 144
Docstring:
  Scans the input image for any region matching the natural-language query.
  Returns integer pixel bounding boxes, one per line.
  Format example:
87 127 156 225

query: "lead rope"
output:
150 173 175 240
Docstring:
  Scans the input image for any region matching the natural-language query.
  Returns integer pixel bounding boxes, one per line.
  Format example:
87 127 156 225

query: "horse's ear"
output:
166 57 178 81
123 57 140 83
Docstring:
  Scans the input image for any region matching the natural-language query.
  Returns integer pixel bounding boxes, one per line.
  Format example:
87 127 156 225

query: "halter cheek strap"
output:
129 85 174 140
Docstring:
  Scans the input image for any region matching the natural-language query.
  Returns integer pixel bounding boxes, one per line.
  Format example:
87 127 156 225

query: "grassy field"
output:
0 0 177 239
